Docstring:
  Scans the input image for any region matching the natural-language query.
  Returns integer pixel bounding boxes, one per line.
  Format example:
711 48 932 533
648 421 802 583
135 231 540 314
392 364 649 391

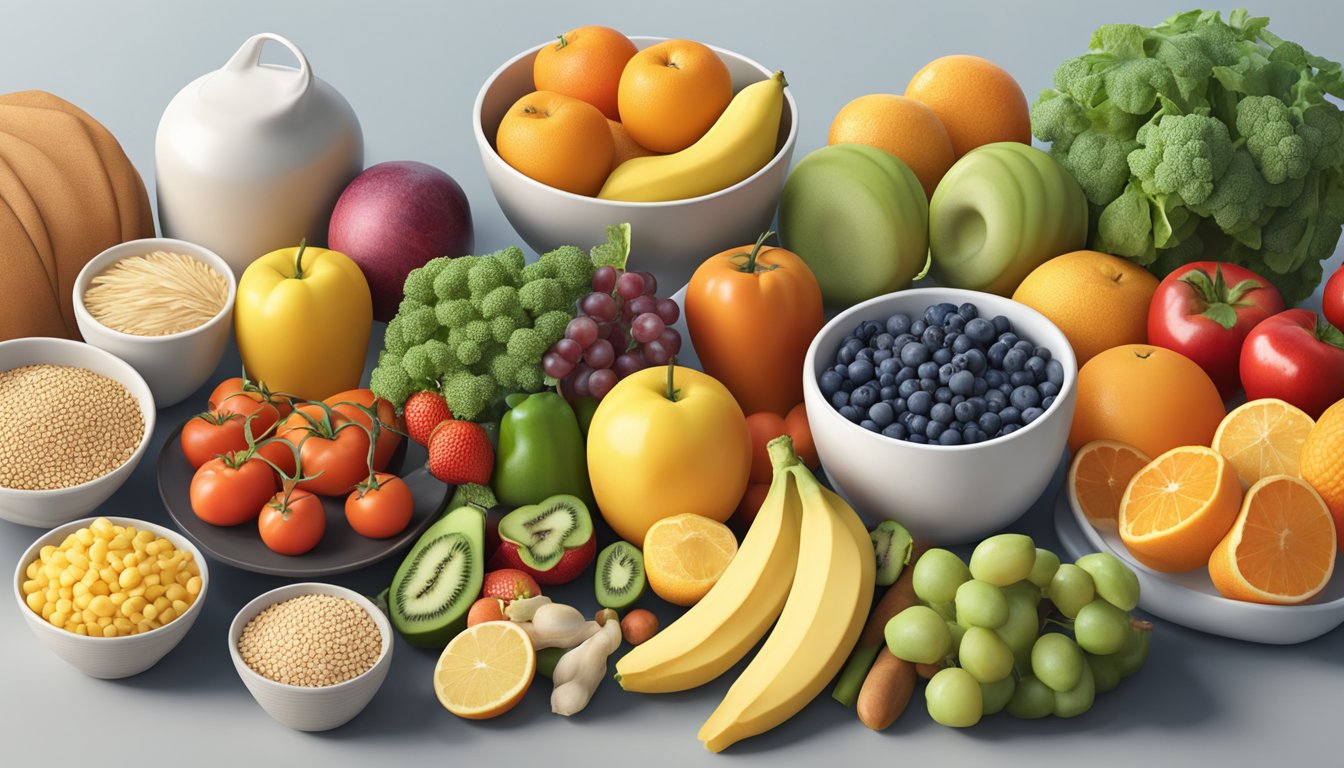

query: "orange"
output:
1118 445 1241 572
433 621 535 719
617 39 732 153
607 118 658 171
904 54 1032 157
533 25 637 121
1211 398 1315 488
828 94 955 199
496 90 614 196
1011 250 1160 366
1208 475 1336 604
1300 398 1344 550
643 513 738 606
1068 440 1151 533
1069 344 1226 459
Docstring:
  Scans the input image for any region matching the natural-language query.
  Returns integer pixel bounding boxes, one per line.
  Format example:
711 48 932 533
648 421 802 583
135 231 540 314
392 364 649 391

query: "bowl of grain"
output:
73 237 237 408
228 582 393 732
0 337 155 528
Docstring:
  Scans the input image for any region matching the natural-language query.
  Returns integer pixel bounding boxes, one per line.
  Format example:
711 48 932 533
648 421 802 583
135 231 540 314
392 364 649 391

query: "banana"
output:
598 70 786 202
614 438 802 693
697 452 875 753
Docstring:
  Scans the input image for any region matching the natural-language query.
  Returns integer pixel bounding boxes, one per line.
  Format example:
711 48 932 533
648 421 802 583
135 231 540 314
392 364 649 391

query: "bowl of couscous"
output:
13 516 209 679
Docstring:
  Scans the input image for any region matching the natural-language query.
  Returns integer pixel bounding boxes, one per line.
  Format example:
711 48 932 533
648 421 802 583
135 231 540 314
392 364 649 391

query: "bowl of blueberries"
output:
803 287 1077 544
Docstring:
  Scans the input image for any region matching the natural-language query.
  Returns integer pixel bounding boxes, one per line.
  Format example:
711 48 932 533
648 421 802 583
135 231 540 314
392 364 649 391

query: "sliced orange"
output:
433 621 535 719
1212 398 1314 488
643 513 738 607
1068 440 1151 533
1118 446 1241 573
1208 475 1337 604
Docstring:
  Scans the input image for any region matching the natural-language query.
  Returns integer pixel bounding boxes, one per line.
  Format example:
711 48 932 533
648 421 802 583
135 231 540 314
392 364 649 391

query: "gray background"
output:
2 1 1341 765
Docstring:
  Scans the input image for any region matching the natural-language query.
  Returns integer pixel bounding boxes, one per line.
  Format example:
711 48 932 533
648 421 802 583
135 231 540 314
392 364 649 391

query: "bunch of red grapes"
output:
542 265 682 399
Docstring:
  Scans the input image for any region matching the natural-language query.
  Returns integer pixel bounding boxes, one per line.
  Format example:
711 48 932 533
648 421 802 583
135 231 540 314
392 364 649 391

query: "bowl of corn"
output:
13 516 209 679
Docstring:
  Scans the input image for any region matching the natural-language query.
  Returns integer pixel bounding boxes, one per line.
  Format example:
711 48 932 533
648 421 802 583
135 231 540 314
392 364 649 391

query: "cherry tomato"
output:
1324 263 1344 332
1240 309 1344 418
258 488 326 556
208 378 282 436
325 388 404 471
189 453 277 526
253 437 298 488
180 411 248 469
278 404 373 496
345 473 414 539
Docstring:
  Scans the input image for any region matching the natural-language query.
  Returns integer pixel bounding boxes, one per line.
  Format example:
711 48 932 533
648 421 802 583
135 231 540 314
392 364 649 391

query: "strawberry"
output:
427 420 494 485
403 391 452 446
482 568 541 603
466 597 506 627
488 535 597 586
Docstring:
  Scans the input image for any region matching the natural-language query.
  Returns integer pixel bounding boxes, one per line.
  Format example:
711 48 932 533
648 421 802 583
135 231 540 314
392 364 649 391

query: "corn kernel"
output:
142 603 158 621
39 545 57 561
90 581 110 596
81 608 97 625
156 538 175 555
129 586 146 598
49 611 68 627
143 572 159 587
73 623 88 636
50 551 69 570
172 599 190 615
165 584 187 602
25 592 43 612
108 535 129 551
89 595 116 617
158 608 177 623
72 581 89 598
45 588 58 603
89 539 109 565
80 569 98 587
97 616 112 628
129 612 144 624
145 585 166 602
109 592 127 607
118 567 141 589
74 594 93 611
41 603 56 620
186 577 201 596
90 518 114 538
102 625 118 638
120 596 146 617
25 561 38 580
58 586 73 601
113 617 133 632
121 552 138 569
21 579 39 595
99 567 117 584
56 598 72 614
34 571 49 588
137 621 155 633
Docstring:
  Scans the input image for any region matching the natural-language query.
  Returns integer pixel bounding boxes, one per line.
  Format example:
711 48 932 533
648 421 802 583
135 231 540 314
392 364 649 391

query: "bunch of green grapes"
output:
884 534 1152 727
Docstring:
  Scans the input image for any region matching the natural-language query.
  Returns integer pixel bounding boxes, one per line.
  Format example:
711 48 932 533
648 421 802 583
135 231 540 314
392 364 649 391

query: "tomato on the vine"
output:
325 388 403 471
345 472 414 539
209 376 294 433
1240 309 1344 419
258 488 326 555
180 411 248 469
278 403 373 496
189 452 277 526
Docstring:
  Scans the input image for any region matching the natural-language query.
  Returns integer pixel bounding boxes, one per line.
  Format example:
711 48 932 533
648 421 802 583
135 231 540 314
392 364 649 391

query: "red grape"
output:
542 352 573 379
572 364 593 397
637 271 658 296
581 292 618 322
632 312 665 344
628 294 657 317
655 298 680 325
616 272 645 301
596 321 613 339
592 266 618 294
659 327 682 355
644 339 671 366
585 339 615 369
608 324 628 354
566 316 598 348
613 351 644 378
589 369 619 399
553 337 582 363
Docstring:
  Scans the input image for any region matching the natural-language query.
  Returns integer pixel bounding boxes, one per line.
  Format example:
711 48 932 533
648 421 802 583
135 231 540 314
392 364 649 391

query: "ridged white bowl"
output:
228 582 393 732
13 516 209 678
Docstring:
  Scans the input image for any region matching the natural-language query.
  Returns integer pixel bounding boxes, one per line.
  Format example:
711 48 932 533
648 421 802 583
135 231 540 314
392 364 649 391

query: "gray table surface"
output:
2 1 1341 766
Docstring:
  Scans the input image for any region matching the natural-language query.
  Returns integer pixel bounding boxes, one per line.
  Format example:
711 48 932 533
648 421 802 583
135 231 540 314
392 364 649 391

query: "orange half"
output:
1208 475 1336 605
1069 440 1151 533
1118 446 1241 572
1211 398 1314 488
433 621 536 719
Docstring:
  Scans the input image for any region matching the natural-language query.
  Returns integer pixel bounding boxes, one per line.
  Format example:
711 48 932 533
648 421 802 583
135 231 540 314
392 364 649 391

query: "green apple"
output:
929 142 1087 296
778 144 928 307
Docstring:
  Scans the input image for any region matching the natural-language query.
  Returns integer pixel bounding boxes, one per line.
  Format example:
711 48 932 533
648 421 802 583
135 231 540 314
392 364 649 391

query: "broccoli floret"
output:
421 339 455 376
513 362 545 392
489 353 522 386
382 316 409 356
433 256 473 300
1031 90 1090 153
1190 150 1268 236
400 306 440 346
539 245 595 292
494 246 526 282
506 327 547 364
518 278 568 316
490 315 519 344
1060 131 1139 206
1096 181 1157 263
520 260 554 283
1299 102 1344 171
444 374 498 422
480 285 520 319
436 298 478 329
462 320 492 345
1128 114 1232 206
533 310 572 344
400 345 436 383
403 258 447 305
456 338 482 366
468 254 512 300
370 353 414 407
1236 95 1311 185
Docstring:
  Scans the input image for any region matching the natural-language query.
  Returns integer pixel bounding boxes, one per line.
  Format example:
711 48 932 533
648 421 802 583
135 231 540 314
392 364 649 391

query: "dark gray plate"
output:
157 420 451 577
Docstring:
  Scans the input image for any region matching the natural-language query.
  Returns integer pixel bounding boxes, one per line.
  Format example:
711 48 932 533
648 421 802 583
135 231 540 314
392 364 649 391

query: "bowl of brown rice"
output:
73 237 237 408
0 337 155 528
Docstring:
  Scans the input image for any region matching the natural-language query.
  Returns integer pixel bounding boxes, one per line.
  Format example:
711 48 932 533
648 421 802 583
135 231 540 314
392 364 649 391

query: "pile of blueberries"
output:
819 301 1066 446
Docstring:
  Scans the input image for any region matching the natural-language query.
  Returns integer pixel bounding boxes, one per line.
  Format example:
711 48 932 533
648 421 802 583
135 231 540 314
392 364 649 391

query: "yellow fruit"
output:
644 514 739 606
1208 475 1336 604
1068 440 1151 533
1300 398 1344 551
1119 446 1241 573
1211 398 1314 487
433 621 535 719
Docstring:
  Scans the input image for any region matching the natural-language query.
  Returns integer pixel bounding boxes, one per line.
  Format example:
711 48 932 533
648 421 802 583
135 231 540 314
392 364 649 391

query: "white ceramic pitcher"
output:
155 33 363 276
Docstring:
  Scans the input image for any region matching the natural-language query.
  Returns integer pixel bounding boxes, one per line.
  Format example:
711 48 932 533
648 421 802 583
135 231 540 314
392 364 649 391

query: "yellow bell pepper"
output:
235 242 372 402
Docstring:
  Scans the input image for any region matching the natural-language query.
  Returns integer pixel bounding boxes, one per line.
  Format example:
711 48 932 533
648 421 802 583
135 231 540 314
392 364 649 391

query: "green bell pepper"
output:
493 392 593 507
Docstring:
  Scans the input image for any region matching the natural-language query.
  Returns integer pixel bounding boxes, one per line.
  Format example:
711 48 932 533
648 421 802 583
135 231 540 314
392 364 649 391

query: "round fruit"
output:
1069 344 1226 458
496 90 614 196
904 55 1031 157
1301 398 1344 550
1011 250 1159 366
533 26 637 121
643 513 738 607
1212 398 1315 488
827 94 954 199
1208 475 1336 604
617 39 732 153
1068 440 1151 532
1119 445 1241 573
433 621 535 719
466 597 506 627
608 118 658 170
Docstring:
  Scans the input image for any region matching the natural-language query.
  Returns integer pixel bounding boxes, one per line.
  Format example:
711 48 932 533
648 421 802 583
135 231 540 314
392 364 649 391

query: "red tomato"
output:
345 473 414 539
325 388 404 471
1240 309 1344 418
258 489 326 556
254 437 298 487
180 411 248 469
278 404 373 496
1147 262 1284 397
208 377 282 436
1324 263 1344 331
189 454 277 526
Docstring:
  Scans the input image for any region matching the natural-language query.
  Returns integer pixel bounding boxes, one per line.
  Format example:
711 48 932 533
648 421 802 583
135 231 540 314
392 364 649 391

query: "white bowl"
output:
0 338 156 527
803 287 1078 545
474 36 798 290
13 516 209 678
73 237 237 408
228 582 393 732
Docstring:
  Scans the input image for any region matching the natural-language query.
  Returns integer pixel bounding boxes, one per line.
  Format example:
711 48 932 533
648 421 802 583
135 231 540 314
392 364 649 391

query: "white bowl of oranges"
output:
474 29 798 290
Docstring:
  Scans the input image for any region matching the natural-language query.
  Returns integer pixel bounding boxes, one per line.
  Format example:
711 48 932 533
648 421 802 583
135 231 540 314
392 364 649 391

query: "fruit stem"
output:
1131 617 1155 632
555 34 568 50
741 231 775 273
766 435 800 472
774 70 788 88
292 238 308 279
664 356 680 402
1315 318 1344 349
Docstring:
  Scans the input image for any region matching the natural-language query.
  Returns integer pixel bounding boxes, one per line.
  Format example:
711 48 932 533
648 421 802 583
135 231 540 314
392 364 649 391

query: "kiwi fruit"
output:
595 541 646 610
871 520 914 586
389 504 484 648
497 494 592 570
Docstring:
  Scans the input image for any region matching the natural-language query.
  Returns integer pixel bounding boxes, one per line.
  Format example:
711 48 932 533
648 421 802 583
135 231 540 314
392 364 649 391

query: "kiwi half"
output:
870 520 914 587
497 494 593 570
595 541 646 610
389 504 484 648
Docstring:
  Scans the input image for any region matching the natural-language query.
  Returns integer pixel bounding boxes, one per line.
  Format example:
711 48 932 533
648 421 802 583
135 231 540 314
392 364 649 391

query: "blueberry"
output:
1013 340 1035 354
918 361 940 380
893 398 908 414
1001 423 1021 436
939 429 964 446
894 333 917 348
965 426 986 443
987 342 1008 369
1011 385 1041 410
922 325 946 348
908 433 929 444
841 380 854 393
935 387 954 404
878 372 896 388
1039 381 1060 398
1010 371 1035 388
869 401 895 428
972 378 989 397
900 343 930 367
946 333 971 354
880 385 898 401
1024 355 1047 382
1042 395 1056 409
856 348 875 363
986 369 1007 388
992 315 1012 335
839 405 861 422
819 370 843 397
954 400 976 423
965 349 988 375
926 421 946 440
945 314 966 333
837 346 856 366
908 391 933 415
923 304 951 326
1046 359 1066 387
831 390 850 409
882 423 908 440
931 402 954 424
920 378 939 394
958 302 978 321
1003 347 1028 373
938 363 956 384
848 359 875 384
1033 346 1052 362
965 317 995 345
873 348 893 365
998 332 1019 347
1000 406 1022 425
886 313 912 336
978 412 1002 434
985 389 1007 412
1022 407 1045 424
852 384 879 410
863 320 883 339
908 414 930 435
999 383 1014 396
911 319 928 336
933 348 953 365
898 379 920 399
874 333 895 350
949 370 975 397
950 395 966 407
895 365 917 383
967 397 987 417
860 419 879 432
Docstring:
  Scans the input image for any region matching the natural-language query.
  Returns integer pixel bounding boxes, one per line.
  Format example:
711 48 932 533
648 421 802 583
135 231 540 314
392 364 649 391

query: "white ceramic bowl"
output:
228 582 393 732
13 516 209 678
73 237 237 408
475 36 798 290
0 338 156 527
803 287 1078 545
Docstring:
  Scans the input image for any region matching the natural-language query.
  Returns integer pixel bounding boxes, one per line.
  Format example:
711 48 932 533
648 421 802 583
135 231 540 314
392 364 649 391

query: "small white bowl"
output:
0 337 156 527
228 582 393 732
803 287 1078 545
73 237 237 408
13 516 209 678
475 36 798 291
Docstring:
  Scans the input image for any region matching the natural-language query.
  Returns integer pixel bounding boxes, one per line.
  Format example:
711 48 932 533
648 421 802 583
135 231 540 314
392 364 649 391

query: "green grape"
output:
1114 625 1152 678
1006 673 1055 719
1074 599 1130 655
1052 656 1096 718
980 675 1016 716
1075 552 1140 611
1027 548 1061 590
959 626 1015 683
955 579 1009 629
1031 632 1084 693
995 601 1039 670
1086 651 1121 694
913 549 972 603
969 533 1037 586
925 667 983 728
1047 563 1095 618
885 605 952 664
947 620 966 650
1002 579 1042 609
927 600 957 622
